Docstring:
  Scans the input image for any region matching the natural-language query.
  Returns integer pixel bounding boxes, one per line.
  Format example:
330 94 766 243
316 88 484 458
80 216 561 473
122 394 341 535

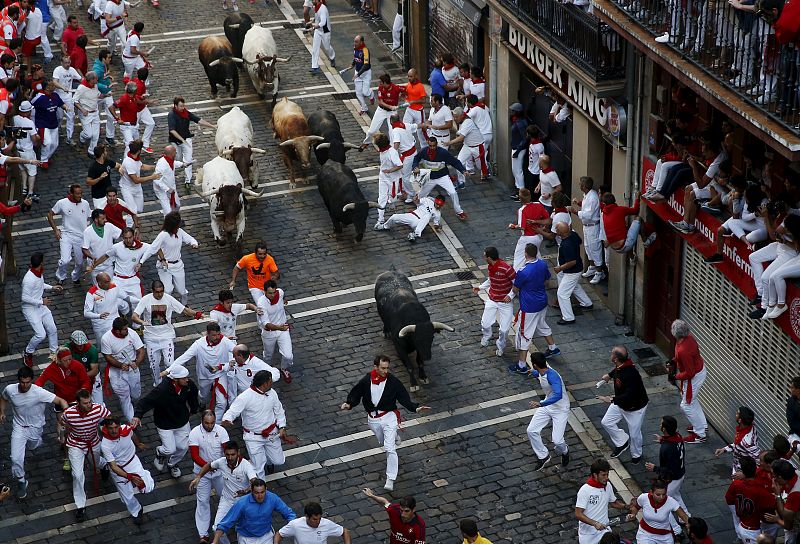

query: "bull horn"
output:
316 142 331 150
342 203 355 212
250 147 267 154
367 201 382 209
193 186 213 201
432 322 455 332
213 210 225 216
231 57 244 64
242 188 263 197
221 149 233 157
343 142 360 150
307 135 325 142
275 55 292 62
208 59 221 67
227 23 240 28
279 139 296 148
398 325 416 337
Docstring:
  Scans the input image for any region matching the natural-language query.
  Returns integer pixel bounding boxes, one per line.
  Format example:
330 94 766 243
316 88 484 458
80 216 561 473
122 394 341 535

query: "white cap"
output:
18 101 32 113
166 365 189 379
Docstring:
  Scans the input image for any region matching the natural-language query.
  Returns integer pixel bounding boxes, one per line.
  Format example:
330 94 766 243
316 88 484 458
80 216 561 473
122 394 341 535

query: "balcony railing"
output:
608 0 800 132
497 0 627 81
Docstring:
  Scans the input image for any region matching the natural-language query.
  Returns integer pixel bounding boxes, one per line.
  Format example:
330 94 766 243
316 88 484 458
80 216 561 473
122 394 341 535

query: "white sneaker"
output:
373 221 385 231
480 338 489 347
170 466 182 478
581 266 597 278
762 306 776 320
495 348 503 357
771 305 788 319
655 32 670 43
590 271 606 284
153 454 166 472
384 478 395 491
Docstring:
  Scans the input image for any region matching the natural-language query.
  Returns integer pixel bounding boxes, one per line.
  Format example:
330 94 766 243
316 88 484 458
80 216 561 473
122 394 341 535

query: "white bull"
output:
215 106 265 189
242 25 290 105
194 156 262 245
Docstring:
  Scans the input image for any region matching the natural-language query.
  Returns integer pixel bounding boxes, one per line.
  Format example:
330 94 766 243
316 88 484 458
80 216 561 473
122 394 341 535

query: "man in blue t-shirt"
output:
30 80 67 166
428 57 447 99
554 221 594 325
510 243 560 374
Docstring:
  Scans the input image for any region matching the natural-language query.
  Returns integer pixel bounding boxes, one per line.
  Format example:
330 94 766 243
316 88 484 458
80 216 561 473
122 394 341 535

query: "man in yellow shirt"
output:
460 518 493 544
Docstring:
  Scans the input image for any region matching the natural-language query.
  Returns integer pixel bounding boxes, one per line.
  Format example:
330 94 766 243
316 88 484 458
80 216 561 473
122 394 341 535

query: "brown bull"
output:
271 97 323 186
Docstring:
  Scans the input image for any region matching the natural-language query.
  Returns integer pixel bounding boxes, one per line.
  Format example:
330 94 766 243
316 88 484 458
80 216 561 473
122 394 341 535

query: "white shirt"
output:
12 116 35 151
370 380 387 407
120 156 143 193
550 102 570 123
411 196 441 227
463 79 485 101
103 0 125 30
378 147 402 183
575 480 617 534
153 156 184 197
441 65 460 99
313 3 330 33
52 66 82 100
51 197 91 237
256 289 288 332
2 19 16 40
23 7 42 39
21 268 51 308
528 140 545 175
188 423 230 473
84 283 125 327
133 293 185 342
122 30 140 58
100 424 138 465
173 335 236 383
106 241 150 278
73 84 100 112
636 493 680 531
538 170 561 208
141 229 198 263
101 329 144 366
577 190 600 224
209 456 257 500
223 387 286 435
391 124 417 154
550 211 572 236
428 105 453 137
210 303 248 339
230 355 280 397
278 517 345 543
467 105 492 135
457 118 484 147
2 383 55 428
82 223 122 264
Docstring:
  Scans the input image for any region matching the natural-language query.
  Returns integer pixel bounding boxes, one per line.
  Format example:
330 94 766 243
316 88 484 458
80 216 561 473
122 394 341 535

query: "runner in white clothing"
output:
450 108 487 185
466 95 493 152
132 280 203 384
83 272 131 343
139 212 198 305
222 370 288 479
308 0 335 73
574 458 631 544
389 114 418 202
629 483 689 543
527 354 570 471
188 411 231 543
210 289 260 341
0 366 68 499
102 0 127 54
21 252 63 367
122 22 148 78
570 176 604 283
90 227 150 312
153 145 190 215
48 184 92 284
256 281 293 383
82 209 122 284
171 322 236 420
100 417 154 524
100 317 145 422
276 502 351 544
378 194 444 242
229 344 280 398
422 94 453 146
374 132 403 227
119 140 160 213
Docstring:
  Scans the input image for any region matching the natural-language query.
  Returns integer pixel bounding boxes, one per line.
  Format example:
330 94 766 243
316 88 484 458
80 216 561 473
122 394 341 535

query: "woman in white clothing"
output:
628 480 690 544
139 212 199 305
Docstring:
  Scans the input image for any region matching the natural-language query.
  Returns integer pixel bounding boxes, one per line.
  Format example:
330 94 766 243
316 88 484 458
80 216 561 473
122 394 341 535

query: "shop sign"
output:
605 99 627 140
641 156 800 344
506 23 608 126
449 0 483 26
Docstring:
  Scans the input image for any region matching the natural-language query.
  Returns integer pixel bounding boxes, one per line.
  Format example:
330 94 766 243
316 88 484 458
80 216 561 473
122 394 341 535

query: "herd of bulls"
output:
193 15 454 387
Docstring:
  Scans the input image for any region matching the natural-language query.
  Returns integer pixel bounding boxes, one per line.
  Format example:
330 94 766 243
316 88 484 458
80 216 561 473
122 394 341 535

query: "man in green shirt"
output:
64 330 102 405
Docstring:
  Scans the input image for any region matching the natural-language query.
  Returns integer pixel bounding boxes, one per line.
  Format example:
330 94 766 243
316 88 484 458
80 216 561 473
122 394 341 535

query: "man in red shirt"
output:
69 34 88 75
103 186 140 235
726 456 777 543
771 459 800 543
666 319 708 445
687 517 714 543
361 72 402 149
509 188 550 270
473 246 515 357
600 190 656 257
363 488 426 544
114 81 143 152
61 15 95 55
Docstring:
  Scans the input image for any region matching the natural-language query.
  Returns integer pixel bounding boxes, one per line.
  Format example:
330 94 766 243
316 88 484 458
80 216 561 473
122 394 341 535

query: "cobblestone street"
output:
0 0 739 542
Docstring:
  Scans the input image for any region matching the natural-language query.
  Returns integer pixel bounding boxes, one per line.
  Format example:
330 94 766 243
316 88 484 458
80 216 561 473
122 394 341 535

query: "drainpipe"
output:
489 39 498 172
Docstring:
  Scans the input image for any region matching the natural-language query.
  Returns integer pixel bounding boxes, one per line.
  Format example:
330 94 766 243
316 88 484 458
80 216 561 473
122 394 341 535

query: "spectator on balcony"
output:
526 125 545 195
748 210 800 319
696 160 735 215
565 0 591 13
644 134 690 200
549 97 570 124
650 134 729 204
761 233 800 319
726 0 760 89
706 183 769 263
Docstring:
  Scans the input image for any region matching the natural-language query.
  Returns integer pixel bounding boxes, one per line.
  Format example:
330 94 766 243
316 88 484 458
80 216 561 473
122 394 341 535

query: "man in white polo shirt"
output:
101 316 145 422
48 183 92 285
574 458 630 543
83 271 130 343
256 280 293 383
187 410 230 544
82 208 121 285
276 501 351 544
537 154 561 214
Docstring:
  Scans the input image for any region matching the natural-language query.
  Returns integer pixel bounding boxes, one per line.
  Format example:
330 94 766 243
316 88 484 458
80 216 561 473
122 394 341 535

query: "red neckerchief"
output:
474 101 486 109
72 342 91 353
391 121 405 130
530 138 541 144
101 425 132 440
206 335 222 347
553 207 568 214
378 143 390 152
238 354 255 367
249 385 265 395
80 78 94 89
734 424 753 444
427 147 437 161
127 152 141 162
112 329 127 339
314 0 324 11
212 303 229 314
443 63 454 70
648 492 667 512
172 380 182 395
541 167 554 174
168 227 180 238
124 238 143 250
68 194 81 204
586 476 605 489
659 433 684 443
616 358 635 370
354 42 365 50
128 30 139 38
370 369 387 385
29 266 43 277
471 77 485 84
162 155 175 169
511 114 521 122
267 290 280 305
173 106 189 119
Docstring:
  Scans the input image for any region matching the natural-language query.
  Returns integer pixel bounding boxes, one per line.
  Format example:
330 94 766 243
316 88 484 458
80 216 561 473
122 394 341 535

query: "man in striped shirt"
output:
472 247 515 358
62 388 110 522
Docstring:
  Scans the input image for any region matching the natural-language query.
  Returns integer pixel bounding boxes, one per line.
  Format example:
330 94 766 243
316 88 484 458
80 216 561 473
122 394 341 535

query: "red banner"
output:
642 156 800 344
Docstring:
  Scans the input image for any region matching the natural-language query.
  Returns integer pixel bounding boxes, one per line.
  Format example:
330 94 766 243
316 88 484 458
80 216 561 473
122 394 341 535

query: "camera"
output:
2 125 31 139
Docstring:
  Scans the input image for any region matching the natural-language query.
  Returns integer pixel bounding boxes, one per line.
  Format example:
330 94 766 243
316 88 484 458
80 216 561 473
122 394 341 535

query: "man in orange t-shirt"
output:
229 241 279 303
401 68 428 147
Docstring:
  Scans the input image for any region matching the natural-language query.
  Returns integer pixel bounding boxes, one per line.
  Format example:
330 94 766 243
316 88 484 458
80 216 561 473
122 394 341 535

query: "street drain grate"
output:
456 271 476 281
633 347 658 360
641 363 668 377
332 91 358 100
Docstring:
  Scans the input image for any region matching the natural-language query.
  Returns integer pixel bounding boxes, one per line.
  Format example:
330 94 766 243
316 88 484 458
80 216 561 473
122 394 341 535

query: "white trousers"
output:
37 24 53 60
527 405 569 459
514 235 543 270
418 174 463 214
239 533 274 544
767 254 800 306
119 123 140 154
213 496 235 544
392 13 402 49
57 232 85 281
583 224 603 267
511 151 525 189
102 96 116 140
376 177 401 223
88 313 117 342
311 30 334 69
176 138 194 184
757 244 799 304
195 471 224 538
402 108 426 147
121 184 144 214
557 271 592 321
109 366 142 422
481 299 514 352
111 455 154 516
249 287 264 304
91 376 105 405
56 93 75 139
578 526 610 544
79 110 100 153
261 330 293 369
652 159 681 192
155 187 181 216
23 304 58 354
456 144 488 179
680 366 707 437
137 107 155 148
147 339 174 385
40 127 59 162
514 308 551 351
198 376 230 421
668 476 690 533
362 107 393 144
49 5 67 40
400 154 415 197
68 442 107 508
157 259 188 303
367 412 399 480
736 524 761 544
354 69 373 111
635 528 675 544
11 424 42 480
384 212 428 237
244 435 285 479
114 275 143 309
156 422 190 467
106 24 126 55
122 55 146 79
601 403 647 458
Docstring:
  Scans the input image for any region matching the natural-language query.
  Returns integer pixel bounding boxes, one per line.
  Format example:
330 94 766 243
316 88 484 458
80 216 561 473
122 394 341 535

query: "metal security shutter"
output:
680 247 800 446
427 0 473 72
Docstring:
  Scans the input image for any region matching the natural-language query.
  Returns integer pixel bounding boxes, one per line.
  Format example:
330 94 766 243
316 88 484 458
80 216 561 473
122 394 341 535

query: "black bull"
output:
307 111 359 165
198 36 241 98
374 271 454 390
316 162 379 242
223 12 254 59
